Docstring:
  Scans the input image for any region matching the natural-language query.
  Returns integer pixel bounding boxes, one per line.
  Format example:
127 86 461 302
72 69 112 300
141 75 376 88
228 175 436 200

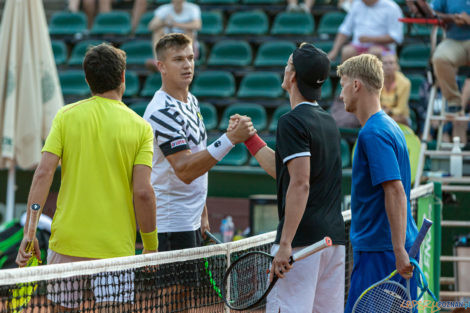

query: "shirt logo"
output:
214 141 221 148
171 139 187 148
317 79 325 84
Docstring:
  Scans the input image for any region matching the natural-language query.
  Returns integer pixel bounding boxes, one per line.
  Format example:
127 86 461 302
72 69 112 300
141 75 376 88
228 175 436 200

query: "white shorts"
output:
46 250 135 308
266 244 345 313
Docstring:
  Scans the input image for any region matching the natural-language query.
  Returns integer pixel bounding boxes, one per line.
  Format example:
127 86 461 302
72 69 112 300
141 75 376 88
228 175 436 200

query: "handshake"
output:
226 114 257 145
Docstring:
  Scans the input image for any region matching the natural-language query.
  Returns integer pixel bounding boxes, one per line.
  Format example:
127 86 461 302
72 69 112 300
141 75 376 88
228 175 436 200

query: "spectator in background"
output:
147 0 201 70
431 0 470 143
337 0 355 12
68 0 111 29
431 0 470 116
327 0 403 62
380 52 411 126
330 97 361 129
126 0 148 34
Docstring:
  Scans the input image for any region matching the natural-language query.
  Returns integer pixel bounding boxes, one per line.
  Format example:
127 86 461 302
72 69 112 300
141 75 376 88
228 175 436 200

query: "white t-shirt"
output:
154 2 201 35
143 90 207 233
338 0 404 51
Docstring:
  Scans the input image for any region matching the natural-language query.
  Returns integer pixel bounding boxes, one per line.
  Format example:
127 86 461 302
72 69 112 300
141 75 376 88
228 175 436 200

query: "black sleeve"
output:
276 115 311 164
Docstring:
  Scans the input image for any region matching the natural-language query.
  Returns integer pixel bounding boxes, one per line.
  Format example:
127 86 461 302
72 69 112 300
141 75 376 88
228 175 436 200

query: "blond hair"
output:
337 54 384 93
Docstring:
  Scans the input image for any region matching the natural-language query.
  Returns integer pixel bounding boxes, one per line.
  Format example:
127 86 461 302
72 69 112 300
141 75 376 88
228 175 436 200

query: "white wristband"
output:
207 133 234 161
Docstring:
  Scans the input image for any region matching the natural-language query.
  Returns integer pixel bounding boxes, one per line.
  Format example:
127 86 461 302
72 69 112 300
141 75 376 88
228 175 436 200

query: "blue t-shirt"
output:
351 111 418 251
432 0 470 41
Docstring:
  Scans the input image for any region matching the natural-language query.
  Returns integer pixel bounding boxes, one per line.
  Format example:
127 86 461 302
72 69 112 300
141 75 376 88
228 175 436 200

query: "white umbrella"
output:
0 0 63 221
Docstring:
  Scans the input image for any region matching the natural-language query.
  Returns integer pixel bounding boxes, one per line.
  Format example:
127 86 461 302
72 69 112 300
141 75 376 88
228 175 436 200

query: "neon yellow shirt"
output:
42 96 153 258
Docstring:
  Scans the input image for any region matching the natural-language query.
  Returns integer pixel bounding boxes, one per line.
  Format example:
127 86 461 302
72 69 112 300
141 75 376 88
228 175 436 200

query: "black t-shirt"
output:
274 102 346 247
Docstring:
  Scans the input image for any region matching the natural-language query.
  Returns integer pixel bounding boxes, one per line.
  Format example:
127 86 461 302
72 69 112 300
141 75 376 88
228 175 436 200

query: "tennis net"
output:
0 183 434 312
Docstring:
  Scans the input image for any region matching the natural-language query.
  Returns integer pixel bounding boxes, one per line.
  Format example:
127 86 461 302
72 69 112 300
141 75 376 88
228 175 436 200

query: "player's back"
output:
47 96 153 258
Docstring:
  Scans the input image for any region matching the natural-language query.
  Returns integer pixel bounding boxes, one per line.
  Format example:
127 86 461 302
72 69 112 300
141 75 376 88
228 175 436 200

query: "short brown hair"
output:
83 43 126 94
337 54 384 93
155 33 192 61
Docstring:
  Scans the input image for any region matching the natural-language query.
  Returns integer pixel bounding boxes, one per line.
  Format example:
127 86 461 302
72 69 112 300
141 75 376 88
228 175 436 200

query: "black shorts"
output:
158 229 203 252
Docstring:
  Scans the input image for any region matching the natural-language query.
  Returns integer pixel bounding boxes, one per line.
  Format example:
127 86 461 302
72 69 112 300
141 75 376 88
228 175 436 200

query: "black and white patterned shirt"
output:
144 90 207 233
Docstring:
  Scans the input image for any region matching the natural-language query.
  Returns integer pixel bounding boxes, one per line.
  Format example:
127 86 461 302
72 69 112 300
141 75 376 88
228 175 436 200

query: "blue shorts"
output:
345 250 419 313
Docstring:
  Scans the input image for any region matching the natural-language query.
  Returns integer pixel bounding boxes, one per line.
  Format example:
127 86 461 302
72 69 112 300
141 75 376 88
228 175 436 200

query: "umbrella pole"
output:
5 163 16 222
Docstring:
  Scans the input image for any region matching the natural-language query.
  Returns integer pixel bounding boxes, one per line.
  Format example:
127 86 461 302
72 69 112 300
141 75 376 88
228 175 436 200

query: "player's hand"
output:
200 214 210 240
269 242 293 282
226 116 257 144
456 12 470 25
227 114 241 132
16 237 41 268
395 247 413 280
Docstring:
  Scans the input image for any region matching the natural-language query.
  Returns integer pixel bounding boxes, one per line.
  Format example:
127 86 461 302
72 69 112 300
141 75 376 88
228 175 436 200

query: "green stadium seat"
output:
219 103 267 131
121 40 153 66
200 11 224 35
399 44 430 69
341 138 350 168
195 42 207 66
225 11 269 35
199 102 218 131
321 78 333 99
91 11 131 35
218 144 248 166
59 70 89 96
135 12 154 35
52 40 67 65
269 105 290 132
317 12 346 37
68 40 103 66
49 12 87 35
124 71 139 97
199 0 238 5
314 41 333 54
129 102 148 117
271 12 314 35
407 74 425 101
237 72 283 98
191 71 235 98
141 73 162 97
207 40 252 67
250 137 276 166
254 41 296 67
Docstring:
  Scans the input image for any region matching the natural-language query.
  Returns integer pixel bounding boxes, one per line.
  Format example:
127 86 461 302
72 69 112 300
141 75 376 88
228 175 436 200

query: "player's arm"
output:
382 179 413 279
133 164 158 253
166 117 255 184
271 157 310 279
16 152 59 267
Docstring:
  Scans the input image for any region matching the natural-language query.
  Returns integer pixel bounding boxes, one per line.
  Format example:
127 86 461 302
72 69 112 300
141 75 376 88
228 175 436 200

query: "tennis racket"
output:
9 204 42 313
352 218 433 313
222 236 332 310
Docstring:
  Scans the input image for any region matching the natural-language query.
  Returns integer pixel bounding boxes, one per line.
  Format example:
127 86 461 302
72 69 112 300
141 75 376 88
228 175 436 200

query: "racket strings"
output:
227 253 272 309
354 281 412 313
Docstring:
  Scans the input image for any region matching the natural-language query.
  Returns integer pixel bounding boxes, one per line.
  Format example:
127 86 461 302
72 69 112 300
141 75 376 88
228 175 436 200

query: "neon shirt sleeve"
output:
134 123 154 167
42 110 63 158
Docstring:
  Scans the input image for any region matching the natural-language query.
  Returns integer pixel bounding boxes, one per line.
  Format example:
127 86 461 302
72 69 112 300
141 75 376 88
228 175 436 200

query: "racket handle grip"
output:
26 204 41 242
293 237 332 262
409 218 432 258
204 230 223 244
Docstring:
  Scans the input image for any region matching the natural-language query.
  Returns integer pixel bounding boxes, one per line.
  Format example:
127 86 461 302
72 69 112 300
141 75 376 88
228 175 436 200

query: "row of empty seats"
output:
49 10 438 38
52 38 431 70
